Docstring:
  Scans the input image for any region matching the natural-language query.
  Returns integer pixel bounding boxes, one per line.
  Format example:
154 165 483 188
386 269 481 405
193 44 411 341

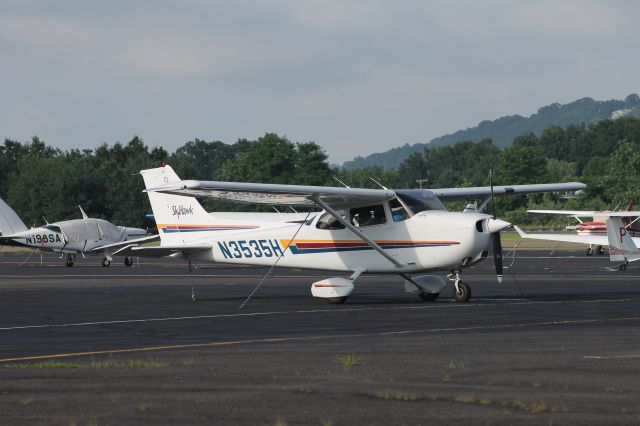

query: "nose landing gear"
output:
448 270 471 302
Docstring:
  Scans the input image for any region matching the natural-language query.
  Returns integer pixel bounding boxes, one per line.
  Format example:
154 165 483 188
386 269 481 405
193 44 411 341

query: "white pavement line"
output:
0 298 631 332
3 316 640 363
583 354 640 360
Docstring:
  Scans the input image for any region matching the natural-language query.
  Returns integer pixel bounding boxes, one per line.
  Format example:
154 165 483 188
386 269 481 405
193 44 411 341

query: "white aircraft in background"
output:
529 205 638 256
515 210 640 270
0 196 156 267
115 165 585 303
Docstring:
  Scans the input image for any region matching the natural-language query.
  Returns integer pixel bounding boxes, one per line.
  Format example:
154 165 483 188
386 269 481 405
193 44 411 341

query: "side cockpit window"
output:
43 224 62 233
395 190 447 214
350 204 387 227
388 198 409 222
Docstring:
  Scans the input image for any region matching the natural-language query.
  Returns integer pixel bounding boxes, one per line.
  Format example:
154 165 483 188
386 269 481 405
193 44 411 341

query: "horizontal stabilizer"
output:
528 210 640 218
114 244 212 258
513 225 609 246
87 234 160 253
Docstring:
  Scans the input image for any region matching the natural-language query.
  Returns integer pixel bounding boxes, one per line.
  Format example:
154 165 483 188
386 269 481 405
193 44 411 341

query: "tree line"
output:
2 117 640 228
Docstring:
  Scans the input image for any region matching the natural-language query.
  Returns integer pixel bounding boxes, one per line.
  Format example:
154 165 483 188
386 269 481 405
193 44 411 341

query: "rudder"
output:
140 165 211 244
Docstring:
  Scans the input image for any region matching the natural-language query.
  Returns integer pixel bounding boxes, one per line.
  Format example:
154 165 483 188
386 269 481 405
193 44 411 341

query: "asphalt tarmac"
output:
1 250 639 425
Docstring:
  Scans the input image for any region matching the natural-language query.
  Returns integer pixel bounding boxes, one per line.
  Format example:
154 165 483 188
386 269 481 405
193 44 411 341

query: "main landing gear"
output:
448 270 471 303
586 245 606 256
65 254 75 267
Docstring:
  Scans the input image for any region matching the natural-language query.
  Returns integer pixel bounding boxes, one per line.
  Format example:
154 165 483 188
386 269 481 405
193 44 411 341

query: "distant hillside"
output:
342 93 640 170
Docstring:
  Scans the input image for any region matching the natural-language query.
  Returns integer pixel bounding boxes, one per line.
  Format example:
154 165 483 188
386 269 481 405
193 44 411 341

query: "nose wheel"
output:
449 271 471 302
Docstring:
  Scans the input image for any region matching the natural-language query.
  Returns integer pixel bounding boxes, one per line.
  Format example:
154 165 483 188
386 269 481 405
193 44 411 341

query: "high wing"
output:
433 182 586 201
86 234 160 253
147 180 585 208
147 180 396 209
513 226 609 246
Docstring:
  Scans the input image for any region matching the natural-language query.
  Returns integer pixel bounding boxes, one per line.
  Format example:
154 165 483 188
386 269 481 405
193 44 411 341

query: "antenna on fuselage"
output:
369 177 388 190
78 205 88 219
332 176 350 188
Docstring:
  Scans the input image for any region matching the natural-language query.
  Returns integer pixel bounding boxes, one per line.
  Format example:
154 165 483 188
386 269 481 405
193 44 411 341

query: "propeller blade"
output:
492 232 503 283
490 169 496 219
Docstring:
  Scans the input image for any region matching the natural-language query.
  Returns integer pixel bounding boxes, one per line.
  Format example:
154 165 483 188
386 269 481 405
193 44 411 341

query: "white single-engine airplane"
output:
0 196 156 267
515 210 640 270
116 165 585 303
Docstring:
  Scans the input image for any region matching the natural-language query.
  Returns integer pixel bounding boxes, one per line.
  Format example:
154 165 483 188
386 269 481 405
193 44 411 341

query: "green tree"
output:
604 139 640 206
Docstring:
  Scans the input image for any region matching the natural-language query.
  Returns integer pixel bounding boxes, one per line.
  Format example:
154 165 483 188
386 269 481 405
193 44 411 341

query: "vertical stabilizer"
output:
606 217 640 263
140 165 212 244
0 196 28 236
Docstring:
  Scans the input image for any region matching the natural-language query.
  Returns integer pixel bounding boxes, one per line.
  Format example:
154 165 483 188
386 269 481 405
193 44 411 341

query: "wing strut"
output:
312 196 404 268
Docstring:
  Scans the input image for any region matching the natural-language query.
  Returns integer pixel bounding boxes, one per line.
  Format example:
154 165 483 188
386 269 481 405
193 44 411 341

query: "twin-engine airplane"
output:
0 196 156 267
117 165 585 303
515 210 640 270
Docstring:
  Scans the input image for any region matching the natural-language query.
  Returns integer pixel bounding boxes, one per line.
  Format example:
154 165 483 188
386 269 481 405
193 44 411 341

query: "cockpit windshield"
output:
42 224 62 233
395 190 447 215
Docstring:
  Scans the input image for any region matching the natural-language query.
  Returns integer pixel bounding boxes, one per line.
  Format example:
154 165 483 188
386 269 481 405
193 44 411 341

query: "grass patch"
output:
19 398 33 406
6 359 169 369
335 353 359 370
454 395 476 404
6 361 79 369
448 360 466 369
374 391 417 402
274 417 287 426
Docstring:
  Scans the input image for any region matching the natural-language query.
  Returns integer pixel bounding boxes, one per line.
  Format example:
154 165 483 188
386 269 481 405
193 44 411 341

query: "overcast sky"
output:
1 1 638 163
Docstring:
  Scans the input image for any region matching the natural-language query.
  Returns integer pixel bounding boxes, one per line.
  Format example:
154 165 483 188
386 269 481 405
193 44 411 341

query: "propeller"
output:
489 169 505 283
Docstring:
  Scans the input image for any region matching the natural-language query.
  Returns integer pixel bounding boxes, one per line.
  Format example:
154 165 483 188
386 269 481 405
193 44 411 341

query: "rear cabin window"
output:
350 204 387 227
315 210 346 230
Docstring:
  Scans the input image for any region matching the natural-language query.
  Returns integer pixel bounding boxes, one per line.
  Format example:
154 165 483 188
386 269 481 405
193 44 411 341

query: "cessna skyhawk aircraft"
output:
530 205 636 256
119 165 585 303
0 196 156 267
515 210 640 270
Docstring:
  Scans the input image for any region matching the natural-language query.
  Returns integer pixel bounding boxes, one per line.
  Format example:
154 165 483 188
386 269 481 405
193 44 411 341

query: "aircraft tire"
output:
586 247 593 256
328 297 348 304
620 263 627 271
419 293 439 302
65 256 74 267
124 257 133 267
453 282 471 303
597 245 605 255
102 258 111 267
